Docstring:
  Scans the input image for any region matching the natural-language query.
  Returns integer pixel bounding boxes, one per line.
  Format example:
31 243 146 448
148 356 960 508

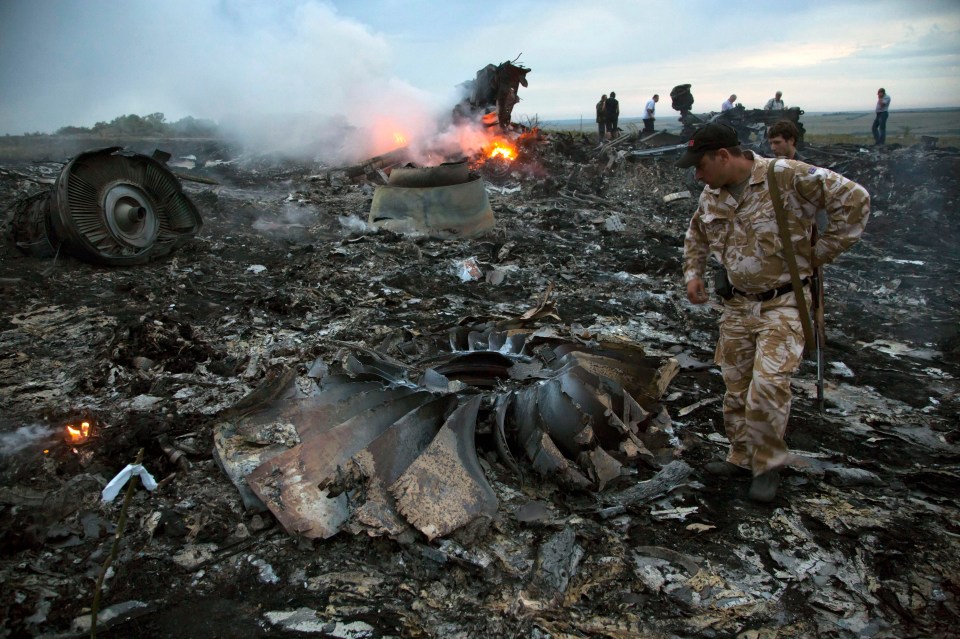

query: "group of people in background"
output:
595 91 659 141
596 88 892 147
595 92 619 141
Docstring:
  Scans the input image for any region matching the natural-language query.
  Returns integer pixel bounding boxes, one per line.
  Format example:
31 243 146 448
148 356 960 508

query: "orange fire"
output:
65 421 91 443
393 132 407 145
486 140 517 161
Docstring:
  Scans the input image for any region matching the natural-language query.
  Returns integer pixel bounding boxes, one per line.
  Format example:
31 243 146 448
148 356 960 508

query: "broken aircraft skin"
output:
9 147 202 265
368 159 496 239
454 59 531 128
670 83 806 146
215 316 679 543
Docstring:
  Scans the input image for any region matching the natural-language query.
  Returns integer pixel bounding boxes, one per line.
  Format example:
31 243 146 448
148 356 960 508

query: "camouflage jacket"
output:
683 153 870 293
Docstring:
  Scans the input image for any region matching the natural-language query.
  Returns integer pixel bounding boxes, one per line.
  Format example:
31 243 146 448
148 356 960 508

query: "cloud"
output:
1 0 958 137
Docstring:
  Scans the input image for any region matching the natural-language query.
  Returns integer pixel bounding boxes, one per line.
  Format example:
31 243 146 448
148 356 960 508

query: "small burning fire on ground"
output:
64 421 91 445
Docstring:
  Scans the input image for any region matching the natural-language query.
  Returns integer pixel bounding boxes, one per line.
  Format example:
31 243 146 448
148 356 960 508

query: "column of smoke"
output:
12 2 495 167
216 61 496 167
157 2 495 167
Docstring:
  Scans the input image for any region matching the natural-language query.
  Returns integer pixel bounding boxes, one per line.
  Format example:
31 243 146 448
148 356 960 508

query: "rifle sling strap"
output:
766 161 816 353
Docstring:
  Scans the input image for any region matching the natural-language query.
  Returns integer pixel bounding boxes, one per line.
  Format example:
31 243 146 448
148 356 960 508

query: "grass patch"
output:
805 132 960 148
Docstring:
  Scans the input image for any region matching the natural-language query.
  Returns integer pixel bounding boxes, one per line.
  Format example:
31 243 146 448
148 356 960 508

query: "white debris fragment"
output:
706 432 729 444
246 264 267 274
486 184 521 195
829 361 855 377
662 190 691 203
859 339 941 361
127 394 163 410
249 556 280 584
72 600 150 633
650 506 699 521
454 256 483 281
632 557 668 592
677 397 720 417
604 214 625 232
172 543 218 570
264 608 375 637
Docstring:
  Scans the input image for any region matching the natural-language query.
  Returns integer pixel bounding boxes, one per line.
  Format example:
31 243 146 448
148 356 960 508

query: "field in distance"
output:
539 108 960 147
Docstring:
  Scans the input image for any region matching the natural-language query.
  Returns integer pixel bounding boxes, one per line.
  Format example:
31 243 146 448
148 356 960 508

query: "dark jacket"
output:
605 97 620 120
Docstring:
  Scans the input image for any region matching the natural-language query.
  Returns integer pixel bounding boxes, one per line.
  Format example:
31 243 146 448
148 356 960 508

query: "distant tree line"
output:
53 113 220 138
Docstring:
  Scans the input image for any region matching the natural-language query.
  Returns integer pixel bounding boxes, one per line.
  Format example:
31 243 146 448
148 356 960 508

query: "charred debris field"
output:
0 131 959 639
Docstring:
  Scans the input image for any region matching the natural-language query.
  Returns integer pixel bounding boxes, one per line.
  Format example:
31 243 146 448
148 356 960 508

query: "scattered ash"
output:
0 135 958 638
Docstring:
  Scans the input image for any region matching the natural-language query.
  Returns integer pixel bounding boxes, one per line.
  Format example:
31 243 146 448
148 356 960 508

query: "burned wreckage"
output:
670 83 806 146
2 61 960 638
215 314 680 541
454 58 531 129
9 147 202 265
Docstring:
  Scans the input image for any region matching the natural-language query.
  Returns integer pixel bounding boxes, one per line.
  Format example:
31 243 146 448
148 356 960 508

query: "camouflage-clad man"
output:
677 124 870 502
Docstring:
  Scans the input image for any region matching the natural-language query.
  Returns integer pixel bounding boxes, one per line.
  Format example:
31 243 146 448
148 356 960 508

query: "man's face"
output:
695 151 728 189
878 90 885 97
768 135 796 159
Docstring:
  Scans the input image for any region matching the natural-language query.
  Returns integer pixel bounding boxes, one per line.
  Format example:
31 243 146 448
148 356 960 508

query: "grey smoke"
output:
0 424 58 457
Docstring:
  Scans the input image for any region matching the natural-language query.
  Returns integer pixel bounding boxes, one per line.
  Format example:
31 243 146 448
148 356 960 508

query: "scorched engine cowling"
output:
11 146 202 265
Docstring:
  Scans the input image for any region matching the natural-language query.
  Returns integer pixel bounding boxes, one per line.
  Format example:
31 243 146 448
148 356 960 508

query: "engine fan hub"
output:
103 184 158 248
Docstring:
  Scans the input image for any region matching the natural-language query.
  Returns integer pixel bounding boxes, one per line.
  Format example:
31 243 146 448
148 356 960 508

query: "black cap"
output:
675 123 739 168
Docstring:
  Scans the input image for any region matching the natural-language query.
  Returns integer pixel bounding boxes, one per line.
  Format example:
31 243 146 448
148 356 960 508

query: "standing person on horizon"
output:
605 91 620 139
722 94 737 112
764 91 784 111
596 94 607 144
872 88 891 146
643 94 659 133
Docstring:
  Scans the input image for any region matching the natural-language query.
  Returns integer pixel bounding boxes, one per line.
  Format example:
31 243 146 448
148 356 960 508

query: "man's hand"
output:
687 278 708 304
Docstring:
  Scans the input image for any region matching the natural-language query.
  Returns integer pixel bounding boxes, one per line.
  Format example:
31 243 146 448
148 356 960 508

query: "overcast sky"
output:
1 0 959 136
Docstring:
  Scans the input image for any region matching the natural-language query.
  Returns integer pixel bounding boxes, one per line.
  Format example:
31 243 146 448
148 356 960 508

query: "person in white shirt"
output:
764 91 784 110
872 88 891 145
721 94 737 112
643 94 659 133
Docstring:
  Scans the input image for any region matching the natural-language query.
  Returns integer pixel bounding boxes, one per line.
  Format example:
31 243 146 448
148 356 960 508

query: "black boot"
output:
704 461 750 477
748 470 781 502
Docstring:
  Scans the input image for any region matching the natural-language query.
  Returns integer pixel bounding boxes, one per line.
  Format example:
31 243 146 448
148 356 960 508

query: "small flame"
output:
393 132 407 145
66 421 90 443
487 141 516 161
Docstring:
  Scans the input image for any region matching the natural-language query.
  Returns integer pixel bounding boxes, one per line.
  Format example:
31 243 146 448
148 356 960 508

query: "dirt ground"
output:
1 131 958 639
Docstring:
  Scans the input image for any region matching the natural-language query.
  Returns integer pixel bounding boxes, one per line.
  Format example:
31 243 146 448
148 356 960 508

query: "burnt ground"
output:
0 134 958 639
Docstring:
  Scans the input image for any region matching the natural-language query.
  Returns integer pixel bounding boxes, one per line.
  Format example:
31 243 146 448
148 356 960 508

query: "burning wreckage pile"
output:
1 98 960 638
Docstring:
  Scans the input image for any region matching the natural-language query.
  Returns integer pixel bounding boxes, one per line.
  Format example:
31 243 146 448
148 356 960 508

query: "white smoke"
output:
1 1 470 164
0 424 58 457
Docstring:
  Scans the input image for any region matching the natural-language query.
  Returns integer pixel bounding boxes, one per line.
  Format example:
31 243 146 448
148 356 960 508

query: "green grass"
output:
804 132 960 148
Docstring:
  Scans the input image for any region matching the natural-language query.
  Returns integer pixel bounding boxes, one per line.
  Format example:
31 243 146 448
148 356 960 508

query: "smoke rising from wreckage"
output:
1 97 959 637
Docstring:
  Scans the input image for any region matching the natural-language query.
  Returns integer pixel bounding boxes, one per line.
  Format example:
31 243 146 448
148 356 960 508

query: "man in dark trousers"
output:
872 88 891 145
605 91 620 139
643 94 659 133
596 94 607 143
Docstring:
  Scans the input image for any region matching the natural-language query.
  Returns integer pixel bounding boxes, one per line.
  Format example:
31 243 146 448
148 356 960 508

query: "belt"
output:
734 278 808 302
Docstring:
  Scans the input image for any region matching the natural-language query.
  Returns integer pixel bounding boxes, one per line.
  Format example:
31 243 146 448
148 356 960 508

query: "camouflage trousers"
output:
714 291 807 476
